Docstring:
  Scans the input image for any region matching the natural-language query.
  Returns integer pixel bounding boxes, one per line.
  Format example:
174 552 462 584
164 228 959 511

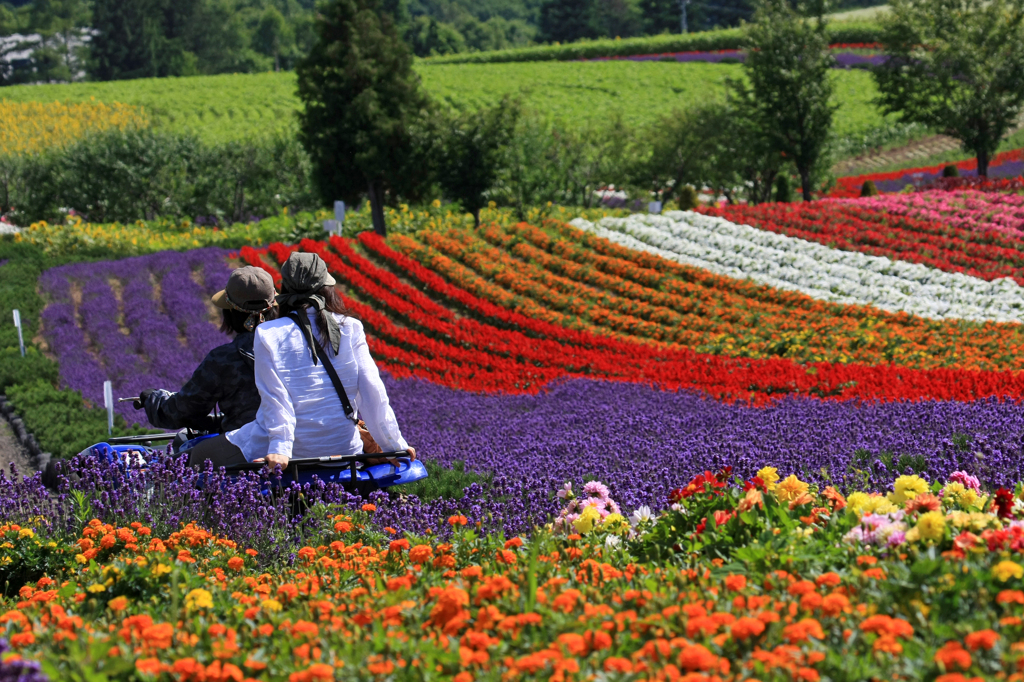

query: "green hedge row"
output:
421 22 883 65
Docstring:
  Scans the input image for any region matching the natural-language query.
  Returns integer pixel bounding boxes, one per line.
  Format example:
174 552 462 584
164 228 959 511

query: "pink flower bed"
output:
833 190 1024 238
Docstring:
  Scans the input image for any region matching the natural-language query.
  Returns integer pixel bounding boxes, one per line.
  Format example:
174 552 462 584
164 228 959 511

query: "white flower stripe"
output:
571 211 1024 323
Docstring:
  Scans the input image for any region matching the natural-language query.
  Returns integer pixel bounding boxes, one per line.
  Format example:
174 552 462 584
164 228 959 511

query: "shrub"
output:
943 164 961 178
677 185 700 210
777 174 796 201
860 179 879 196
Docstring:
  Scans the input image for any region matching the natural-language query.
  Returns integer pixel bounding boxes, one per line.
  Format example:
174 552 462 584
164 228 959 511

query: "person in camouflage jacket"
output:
136 267 277 433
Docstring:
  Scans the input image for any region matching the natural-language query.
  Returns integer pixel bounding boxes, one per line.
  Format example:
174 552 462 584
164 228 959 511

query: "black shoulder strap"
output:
287 312 358 425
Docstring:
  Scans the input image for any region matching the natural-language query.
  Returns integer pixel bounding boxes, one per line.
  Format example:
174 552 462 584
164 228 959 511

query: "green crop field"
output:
0 63 891 145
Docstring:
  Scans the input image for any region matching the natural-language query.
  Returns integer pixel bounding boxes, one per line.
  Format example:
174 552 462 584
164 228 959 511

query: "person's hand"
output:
263 453 290 471
133 389 156 410
405 447 417 461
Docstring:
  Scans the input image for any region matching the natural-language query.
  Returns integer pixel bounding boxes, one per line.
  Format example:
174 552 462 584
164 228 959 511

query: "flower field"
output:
0 101 148 156
829 149 1024 198
10 184 1024 679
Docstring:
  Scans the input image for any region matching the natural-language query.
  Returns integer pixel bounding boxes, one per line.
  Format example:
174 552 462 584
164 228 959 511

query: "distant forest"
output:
0 0 883 84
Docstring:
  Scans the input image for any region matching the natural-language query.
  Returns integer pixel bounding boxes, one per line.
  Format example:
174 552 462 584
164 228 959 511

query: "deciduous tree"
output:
874 0 1024 177
732 0 835 201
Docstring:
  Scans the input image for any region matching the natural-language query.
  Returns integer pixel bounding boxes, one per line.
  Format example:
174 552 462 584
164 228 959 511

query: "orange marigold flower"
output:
428 586 469 630
141 623 174 649
821 593 850 617
9 632 34 647
277 584 299 601
557 632 588 656
389 539 410 553
227 557 245 571
964 629 1000 651
873 635 903 654
453 673 473 682
823 486 846 510
206 660 243 682
297 547 317 563
935 675 984 682
586 629 612 651
815 572 841 587
934 641 972 671
408 545 433 565
856 555 878 566
504 537 524 549
361 504 376 512
107 596 129 612
730 616 766 641
245 549 258 557
448 515 468 526
788 580 816 596
724 575 746 592
677 644 717 672
862 568 886 581
860 615 913 639
603 657 632 673
135 658 164 675
783 618 824 644
998 590 1024 605
289 663 334 682
496 549 517 565
100 534 117 549
177 550 195 564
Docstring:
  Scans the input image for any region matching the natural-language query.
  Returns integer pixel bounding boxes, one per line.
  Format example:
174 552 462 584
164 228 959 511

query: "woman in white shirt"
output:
187 252 415 470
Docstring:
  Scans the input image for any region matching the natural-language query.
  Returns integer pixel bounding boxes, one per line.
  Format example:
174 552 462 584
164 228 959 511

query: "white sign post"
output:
103 380 114 436
334 200 346 224
12 309 24 357
648 201 663 215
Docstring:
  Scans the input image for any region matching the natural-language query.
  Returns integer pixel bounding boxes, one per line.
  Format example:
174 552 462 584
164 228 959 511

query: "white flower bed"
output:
571 211 1024 323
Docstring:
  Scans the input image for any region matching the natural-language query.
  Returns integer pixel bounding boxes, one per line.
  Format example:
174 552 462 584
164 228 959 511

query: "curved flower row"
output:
237 237 1024 402
575 211 1024 322
833 190 1024 239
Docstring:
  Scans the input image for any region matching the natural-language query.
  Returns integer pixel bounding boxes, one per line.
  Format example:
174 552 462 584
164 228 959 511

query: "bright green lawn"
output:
0 63 890 144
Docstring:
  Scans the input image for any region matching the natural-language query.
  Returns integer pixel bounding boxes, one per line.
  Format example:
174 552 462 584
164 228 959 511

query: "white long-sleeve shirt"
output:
226 311 408 462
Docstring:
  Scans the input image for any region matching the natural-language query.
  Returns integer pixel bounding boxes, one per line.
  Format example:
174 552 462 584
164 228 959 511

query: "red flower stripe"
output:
703 203 1024 285
829 148 1024 198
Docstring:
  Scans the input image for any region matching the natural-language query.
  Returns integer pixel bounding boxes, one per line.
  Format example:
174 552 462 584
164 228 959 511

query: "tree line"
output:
298 0 1024 234
0 0 896 85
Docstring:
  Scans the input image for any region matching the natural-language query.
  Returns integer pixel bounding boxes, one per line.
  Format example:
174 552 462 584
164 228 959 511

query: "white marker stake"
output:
12 309 24 357
103 380 114 437
648 201 663 215
334 200 346 224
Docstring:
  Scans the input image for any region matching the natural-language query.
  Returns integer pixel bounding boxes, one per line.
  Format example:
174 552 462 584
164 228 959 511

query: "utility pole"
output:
680 0 691 33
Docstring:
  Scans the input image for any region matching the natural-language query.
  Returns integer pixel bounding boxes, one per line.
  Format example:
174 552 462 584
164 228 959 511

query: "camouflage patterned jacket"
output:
144 332 260 432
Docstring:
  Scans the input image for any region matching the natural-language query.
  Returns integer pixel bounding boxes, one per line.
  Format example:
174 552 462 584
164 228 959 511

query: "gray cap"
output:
279 252 336 296
212 266 276 311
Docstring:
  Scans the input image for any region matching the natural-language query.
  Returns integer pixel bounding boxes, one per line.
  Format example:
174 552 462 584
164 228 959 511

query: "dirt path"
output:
0 418 31 475
833 134 964 176
834 119 1024 177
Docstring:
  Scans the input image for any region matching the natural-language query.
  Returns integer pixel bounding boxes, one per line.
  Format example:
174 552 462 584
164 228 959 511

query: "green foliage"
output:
677 184 699 210
874 0 1024 176
775 173 794 202
732 0 836 201
425 21 883 63
11 128 318 225
296 0 432 235
436 96 520 225
538 0 644 43
5 379 153 458
860 178 878 196
0 62 893 147
404 459 493 503
943 163 960 178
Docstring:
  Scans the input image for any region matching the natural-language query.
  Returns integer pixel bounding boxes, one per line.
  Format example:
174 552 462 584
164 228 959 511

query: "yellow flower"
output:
17 528 34 539
915 511 946 542
86 583 106 593
774 475 809 504
943 482 967 503
153 564 172 576
756 467 780 491
573 505 602 535
261 598 282 612
890 475 928 505
184 588 213 610
994 560 1024 582
75 554 87 565
601 513 629 536
846 492 870 516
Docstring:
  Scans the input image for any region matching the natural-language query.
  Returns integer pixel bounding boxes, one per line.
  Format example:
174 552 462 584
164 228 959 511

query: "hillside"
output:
0 63 892 145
